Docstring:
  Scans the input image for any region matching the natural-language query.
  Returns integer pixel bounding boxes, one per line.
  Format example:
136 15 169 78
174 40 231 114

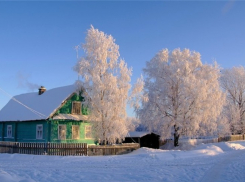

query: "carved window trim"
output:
72 125 80 139
85 125 92 139
36 124 43 139
58 125 66 140
7 125 12 138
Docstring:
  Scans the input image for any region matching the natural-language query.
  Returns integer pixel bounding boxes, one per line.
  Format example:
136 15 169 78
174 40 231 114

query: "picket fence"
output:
0 142 87 156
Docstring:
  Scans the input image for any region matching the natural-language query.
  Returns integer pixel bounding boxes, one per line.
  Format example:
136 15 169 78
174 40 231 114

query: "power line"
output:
0 87 47 118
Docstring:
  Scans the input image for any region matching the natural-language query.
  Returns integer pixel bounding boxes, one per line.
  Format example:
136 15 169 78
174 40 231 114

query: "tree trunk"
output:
174 125 180 147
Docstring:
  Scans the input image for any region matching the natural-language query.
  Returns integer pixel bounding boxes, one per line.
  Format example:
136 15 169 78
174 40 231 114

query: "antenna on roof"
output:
0 87 47 118
74 45 81 81
74 45 80 60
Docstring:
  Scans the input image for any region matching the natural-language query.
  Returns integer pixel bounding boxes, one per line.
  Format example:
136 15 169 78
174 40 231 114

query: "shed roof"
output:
126 131 160 138
127 131 151 138
0 85 77 122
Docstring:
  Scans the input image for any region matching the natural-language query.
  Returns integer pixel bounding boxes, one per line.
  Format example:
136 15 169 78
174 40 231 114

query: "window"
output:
36 124 43 139
72 125 80 139
85 125 92 139
58 125 66 140
72 101 81 115
7 125 12 138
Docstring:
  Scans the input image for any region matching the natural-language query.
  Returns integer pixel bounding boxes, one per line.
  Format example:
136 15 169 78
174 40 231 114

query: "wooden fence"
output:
161 134 245 149
88 143 140 156
0 142 139 156
0 142 87 156
218 134 245 142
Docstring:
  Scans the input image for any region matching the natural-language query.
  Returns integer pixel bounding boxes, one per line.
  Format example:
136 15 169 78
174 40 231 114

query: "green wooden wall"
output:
0 121 48 142
0 120 95 144
16 121 48 142
50 120 95 144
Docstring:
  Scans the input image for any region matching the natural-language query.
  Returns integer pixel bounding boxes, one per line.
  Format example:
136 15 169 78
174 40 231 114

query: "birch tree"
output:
74 26 131 144
135 49 225 141
220 66 245 134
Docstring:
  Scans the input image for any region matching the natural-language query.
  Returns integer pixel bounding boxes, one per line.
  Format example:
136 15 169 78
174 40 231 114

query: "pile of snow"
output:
130 141 245 160
0 171 17 182
194 141 245 152
160 138 219 151
160 141 196 151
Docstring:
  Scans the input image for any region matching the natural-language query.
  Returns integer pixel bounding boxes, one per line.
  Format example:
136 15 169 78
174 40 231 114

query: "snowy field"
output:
1 141 245 182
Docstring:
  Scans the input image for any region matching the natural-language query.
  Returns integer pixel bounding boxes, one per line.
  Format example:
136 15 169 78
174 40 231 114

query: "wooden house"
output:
124 131 160 149
0 85 96 144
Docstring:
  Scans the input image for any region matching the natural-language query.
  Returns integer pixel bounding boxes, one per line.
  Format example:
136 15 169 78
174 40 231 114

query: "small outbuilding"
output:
124 131 160 149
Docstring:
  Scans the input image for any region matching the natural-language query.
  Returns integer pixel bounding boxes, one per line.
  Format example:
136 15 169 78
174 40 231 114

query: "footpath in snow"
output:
0 141 245 182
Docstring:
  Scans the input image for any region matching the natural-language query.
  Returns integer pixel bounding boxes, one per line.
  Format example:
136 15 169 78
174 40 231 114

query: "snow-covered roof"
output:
126 131 160 138
127 131 151 138
53 114 88 121
0 85 77 122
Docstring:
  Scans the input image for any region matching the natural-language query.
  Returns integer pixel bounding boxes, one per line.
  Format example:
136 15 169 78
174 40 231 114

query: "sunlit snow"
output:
1 141 245 182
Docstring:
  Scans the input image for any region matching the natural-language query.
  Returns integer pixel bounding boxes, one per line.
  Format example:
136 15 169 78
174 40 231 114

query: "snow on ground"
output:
1 141 245 182
160 138 219 151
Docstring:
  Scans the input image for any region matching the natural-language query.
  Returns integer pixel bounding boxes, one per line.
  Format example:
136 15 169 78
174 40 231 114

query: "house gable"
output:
54 93 88 116
51 92 89 121
48 93 94 144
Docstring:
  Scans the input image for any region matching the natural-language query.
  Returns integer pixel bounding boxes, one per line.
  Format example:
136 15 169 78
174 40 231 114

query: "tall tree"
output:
135 49 225 142
220 66 245 134
74 26 132 144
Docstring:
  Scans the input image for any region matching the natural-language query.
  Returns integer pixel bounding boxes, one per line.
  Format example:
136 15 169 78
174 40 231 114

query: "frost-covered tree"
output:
74 26 132 144
135 49 225 141
220 66 245 134
126 117 141 132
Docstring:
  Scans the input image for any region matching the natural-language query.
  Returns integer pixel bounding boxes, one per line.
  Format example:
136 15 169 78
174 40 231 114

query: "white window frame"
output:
7 125 12 138
72 125 80 139
71 101 81 115
36 124 43 139
58 124 66 140
85 125 92 139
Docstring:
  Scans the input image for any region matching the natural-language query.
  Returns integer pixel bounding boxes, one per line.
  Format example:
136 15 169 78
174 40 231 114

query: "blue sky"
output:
0 1 245 116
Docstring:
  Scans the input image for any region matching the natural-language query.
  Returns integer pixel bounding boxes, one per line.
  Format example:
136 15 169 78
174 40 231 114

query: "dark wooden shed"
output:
124 131 160 149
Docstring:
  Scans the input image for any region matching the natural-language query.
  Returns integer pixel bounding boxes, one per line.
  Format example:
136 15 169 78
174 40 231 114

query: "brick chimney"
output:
38 86 46 95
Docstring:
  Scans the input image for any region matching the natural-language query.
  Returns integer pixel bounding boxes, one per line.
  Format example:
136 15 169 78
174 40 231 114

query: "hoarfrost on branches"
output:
126 117 141 132
74 26 132 144
220 66 245 134
135 48 226 141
